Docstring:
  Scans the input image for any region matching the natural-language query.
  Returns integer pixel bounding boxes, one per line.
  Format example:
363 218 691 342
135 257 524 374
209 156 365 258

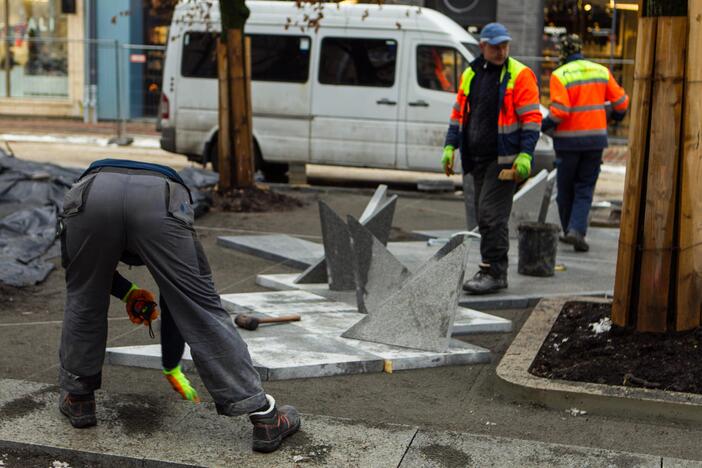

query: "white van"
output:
160 0 554 180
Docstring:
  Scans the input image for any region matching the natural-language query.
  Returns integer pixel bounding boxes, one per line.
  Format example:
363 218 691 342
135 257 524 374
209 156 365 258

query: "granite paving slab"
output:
218 234 440 274
221 290 356 315
108 288 497 380
244 333 385 380
216 234 323 269
340 337 491 371
106 335 491 381
222 289 511 335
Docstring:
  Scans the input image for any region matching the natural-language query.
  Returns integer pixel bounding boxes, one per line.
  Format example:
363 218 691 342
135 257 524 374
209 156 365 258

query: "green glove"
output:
513 152 532 180
164 364 200 403
441 145 455 175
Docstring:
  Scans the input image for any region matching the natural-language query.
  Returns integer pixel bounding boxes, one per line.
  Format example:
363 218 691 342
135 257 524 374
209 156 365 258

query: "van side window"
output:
249 34 311 83
319 38 397 87
182 32 218 79
181 32 311 83
416 45 468 93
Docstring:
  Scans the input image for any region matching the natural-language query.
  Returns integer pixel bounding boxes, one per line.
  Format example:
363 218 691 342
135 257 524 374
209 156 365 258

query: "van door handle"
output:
408 100 429 107
376 98 397 106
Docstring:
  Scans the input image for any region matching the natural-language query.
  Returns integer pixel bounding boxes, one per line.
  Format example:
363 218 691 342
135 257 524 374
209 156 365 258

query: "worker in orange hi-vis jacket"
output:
442 22 542 295
542 34 629 253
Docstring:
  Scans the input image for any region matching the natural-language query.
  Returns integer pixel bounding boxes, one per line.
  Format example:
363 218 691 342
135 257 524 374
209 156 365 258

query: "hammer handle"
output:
258 314 301 324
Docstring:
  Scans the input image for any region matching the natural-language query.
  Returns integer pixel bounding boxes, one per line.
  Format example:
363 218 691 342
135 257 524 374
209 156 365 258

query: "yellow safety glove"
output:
123 284 160 338
163 364 200 403
513 152 532 180
441 145 455 176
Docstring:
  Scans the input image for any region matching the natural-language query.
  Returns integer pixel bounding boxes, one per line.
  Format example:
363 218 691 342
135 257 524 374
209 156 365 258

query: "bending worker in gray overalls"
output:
58 159 299 453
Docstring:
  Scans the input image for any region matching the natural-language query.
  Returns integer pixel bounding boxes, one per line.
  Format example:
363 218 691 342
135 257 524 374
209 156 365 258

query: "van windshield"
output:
461 42 481 60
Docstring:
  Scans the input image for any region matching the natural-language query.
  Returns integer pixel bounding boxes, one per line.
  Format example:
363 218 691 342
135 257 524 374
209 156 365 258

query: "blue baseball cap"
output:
480 23 512 45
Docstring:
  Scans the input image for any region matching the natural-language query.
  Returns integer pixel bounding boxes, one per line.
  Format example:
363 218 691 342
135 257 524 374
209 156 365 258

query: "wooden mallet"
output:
234 313 301 331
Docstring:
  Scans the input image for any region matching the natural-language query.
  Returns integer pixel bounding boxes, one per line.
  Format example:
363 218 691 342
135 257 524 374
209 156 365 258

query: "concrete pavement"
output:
1 377 698 467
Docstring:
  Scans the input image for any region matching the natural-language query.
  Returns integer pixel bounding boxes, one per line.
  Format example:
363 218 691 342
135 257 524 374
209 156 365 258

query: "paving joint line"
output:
396 427 419 468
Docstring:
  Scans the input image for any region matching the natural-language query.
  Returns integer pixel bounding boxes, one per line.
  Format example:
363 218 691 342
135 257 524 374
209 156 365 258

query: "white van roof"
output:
173 1 477 44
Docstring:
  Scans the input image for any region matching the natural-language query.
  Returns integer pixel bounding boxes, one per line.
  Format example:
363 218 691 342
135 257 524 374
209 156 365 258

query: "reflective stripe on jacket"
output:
444 56 542 171
548 56 629 151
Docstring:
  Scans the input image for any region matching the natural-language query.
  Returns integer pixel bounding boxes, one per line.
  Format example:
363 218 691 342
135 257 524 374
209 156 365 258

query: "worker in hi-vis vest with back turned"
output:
542 34 629 253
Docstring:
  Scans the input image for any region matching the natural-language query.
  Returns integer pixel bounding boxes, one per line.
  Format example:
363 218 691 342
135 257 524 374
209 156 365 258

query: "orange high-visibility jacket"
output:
546 55 629 151
444 56 542 172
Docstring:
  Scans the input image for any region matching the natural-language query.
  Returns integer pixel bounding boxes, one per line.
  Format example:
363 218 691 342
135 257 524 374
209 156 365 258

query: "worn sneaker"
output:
564 230 589 252
463 266 507 295
59 390 96 428
249 395 301 453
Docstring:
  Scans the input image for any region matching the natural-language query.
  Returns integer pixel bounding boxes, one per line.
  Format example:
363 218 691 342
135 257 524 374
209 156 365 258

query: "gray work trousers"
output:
59 169 267 416
464 159 516 277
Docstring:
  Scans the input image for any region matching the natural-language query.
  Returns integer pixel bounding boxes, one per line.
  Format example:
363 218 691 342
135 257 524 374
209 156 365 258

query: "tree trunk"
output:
217 0 254 189
611 0 696 332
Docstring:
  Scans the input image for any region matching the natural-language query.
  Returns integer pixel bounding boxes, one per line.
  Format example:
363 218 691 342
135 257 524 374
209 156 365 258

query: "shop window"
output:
1 0 68 99
416 45 468 93
319 37 397 87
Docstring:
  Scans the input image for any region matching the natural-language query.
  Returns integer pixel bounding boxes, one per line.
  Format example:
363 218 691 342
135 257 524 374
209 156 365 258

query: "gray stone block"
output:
217 234 323 269
296 185 397 286
317 195 398 291
221 290 356 315
348 216 411 314
359 184 390 223
342 235 468 353
295 258 328 284
319 200 356 291
242 334 386 380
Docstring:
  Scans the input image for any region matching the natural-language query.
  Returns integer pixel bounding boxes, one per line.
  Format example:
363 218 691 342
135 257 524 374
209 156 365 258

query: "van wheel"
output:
254 143 289 183
207 136 219 173
208 136 288 183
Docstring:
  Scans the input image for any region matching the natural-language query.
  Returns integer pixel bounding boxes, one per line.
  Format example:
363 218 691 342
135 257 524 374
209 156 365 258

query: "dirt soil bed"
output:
530 301 702 393
213 185 305 212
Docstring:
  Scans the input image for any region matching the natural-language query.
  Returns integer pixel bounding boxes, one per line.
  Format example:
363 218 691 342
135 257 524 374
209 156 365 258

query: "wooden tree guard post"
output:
612 0 697 332
637 16 687 331
611 16 658 327
217 0 255 190
676 0 702 330
217 39 234 190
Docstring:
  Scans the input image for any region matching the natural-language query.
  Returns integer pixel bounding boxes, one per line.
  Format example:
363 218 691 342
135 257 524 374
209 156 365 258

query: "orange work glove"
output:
124 285 160 327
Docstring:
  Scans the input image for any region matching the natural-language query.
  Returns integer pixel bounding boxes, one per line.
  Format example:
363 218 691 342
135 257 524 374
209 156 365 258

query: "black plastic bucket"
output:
517 222 559 277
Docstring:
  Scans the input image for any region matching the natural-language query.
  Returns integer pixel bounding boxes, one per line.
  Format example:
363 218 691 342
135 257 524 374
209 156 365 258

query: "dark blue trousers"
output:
555 150 603 236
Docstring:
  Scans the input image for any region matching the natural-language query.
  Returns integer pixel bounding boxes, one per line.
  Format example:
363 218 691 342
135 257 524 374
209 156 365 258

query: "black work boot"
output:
59 390 96 428
249 395 301 453
564 230 589 252
463 265 507 295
